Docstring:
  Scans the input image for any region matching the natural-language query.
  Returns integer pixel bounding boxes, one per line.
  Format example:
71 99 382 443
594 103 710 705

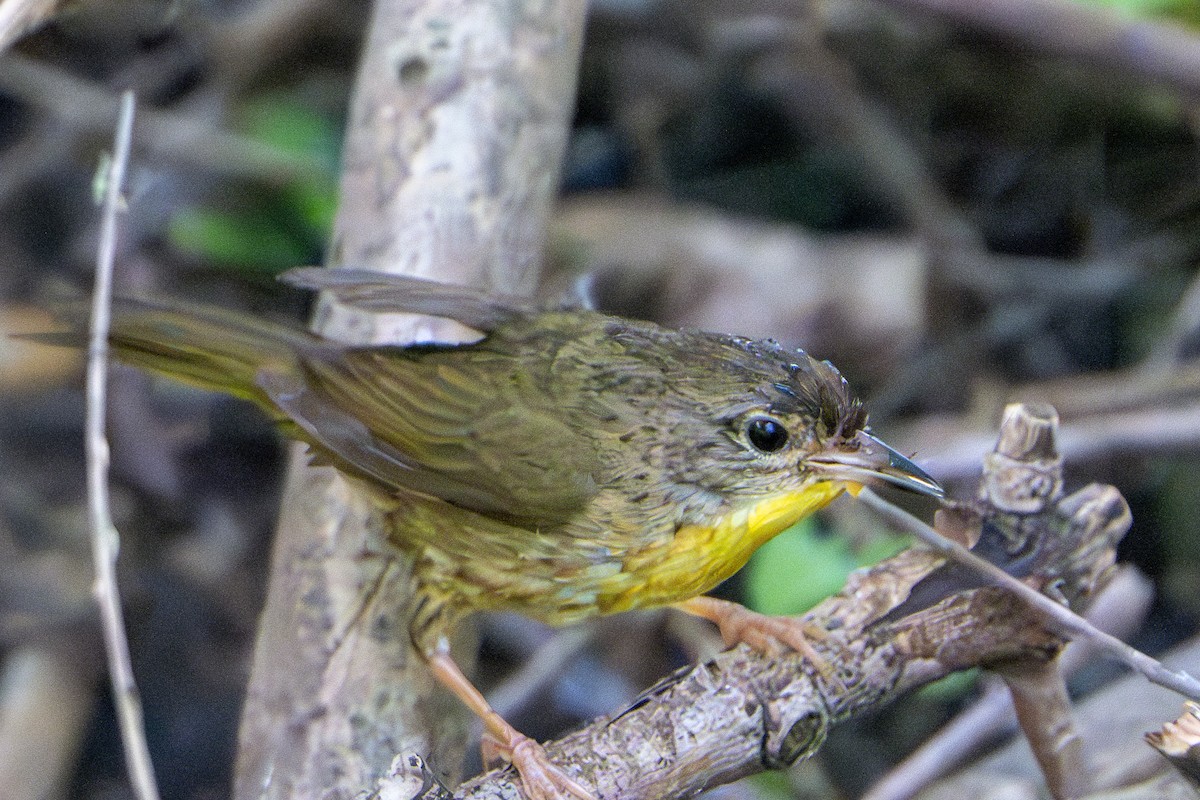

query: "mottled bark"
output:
232 2 586 798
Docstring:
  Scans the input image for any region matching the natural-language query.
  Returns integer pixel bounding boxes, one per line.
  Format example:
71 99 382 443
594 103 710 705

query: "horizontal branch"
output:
419 403 1132 800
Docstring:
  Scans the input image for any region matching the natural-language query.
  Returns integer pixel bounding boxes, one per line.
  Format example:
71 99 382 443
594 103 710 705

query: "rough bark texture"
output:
232 2 586 798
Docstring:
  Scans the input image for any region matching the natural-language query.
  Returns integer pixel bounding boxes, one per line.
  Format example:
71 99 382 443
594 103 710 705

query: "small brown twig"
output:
1147 701 1200 789
85 90 161 800
993 658 1086 799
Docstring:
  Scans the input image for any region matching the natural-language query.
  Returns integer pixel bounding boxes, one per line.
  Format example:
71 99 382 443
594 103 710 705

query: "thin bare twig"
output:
85 90 161 800
857 488 1200 700
0 54 326 185
488 626 596 721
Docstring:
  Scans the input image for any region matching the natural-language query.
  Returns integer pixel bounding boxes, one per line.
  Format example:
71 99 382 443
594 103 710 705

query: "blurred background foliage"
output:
1 0 1200 798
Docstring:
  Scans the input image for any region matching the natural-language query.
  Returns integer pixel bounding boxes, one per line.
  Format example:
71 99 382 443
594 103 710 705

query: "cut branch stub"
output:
905 403 1128 619
982 402 1063 514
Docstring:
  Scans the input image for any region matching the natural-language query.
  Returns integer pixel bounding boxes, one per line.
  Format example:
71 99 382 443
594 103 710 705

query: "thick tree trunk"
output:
232 2 586 797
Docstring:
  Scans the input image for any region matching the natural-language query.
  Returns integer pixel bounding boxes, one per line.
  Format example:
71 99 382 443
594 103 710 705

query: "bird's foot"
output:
425 647 594 799
674 596 839 681
482 729 593 800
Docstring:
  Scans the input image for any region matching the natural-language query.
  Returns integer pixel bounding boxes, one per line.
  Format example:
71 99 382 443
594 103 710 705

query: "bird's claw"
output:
483 730 593 800
676 596 842 686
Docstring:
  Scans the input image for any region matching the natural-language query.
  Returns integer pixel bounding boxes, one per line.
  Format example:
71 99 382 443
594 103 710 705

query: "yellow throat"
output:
608 479 854 613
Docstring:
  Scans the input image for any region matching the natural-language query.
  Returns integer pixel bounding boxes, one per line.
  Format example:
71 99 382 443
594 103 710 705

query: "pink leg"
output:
426 647 594 800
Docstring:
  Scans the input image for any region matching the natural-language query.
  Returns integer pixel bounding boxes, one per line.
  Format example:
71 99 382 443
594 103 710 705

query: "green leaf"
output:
746 519 856 616
746 515 910 616
747 770 799 800
238 97 340 234
239 98 341 166
169 208 311 271
282 180 339 235
915 668 980 701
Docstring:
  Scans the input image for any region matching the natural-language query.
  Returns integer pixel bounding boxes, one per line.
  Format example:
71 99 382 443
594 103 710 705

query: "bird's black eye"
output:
746 417 789 452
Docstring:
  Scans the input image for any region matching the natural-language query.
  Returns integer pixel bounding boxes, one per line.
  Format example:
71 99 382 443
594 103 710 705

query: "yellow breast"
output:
601 480 852 613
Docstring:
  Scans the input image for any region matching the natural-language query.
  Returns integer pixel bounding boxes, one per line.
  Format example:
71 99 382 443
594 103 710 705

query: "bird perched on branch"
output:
69 267 942 800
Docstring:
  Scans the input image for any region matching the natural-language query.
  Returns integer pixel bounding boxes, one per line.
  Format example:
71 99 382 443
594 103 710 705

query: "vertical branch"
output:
994 658 1086 799
85 90 161 800
233 2 587 798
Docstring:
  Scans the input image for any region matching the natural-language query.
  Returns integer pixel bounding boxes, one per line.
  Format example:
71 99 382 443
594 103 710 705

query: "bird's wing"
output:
280 267 532 331
256 344 600 528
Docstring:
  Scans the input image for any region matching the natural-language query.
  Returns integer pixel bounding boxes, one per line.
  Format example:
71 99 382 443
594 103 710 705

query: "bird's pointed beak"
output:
808 430 944 499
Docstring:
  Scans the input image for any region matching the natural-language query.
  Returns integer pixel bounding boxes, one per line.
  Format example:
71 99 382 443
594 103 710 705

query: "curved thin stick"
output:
85 89 161 800
858 488 1200 701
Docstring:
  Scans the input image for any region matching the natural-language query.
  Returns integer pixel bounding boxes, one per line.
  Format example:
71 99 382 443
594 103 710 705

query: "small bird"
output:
90 267 942 799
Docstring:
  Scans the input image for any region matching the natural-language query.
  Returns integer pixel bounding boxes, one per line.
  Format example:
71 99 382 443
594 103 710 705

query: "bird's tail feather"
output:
49 297 321 411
